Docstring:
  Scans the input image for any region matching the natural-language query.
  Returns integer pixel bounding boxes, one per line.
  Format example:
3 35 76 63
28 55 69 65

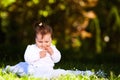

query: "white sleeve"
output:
51 45 61 63
24 45 40 64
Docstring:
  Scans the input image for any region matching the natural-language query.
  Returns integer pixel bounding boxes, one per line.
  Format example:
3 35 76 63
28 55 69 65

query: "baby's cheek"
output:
38 46 42 49
47 43 51 47
37 44 43 49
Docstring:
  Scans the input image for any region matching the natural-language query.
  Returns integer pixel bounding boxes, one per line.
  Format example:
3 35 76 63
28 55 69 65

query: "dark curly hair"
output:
33 21 53 38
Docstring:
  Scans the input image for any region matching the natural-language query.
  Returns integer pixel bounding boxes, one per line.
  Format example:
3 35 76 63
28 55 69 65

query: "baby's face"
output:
35 33 52 49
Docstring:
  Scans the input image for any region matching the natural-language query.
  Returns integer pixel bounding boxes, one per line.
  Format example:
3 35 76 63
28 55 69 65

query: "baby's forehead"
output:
36 33 52 39
36 32 51 36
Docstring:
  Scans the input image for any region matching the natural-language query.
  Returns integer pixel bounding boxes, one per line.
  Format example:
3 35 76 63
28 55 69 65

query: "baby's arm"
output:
50 45 61 63
24 45 40 64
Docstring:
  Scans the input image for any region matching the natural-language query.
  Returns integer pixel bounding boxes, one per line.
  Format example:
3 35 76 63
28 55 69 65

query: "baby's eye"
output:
45 41 49 43
38 41 43 43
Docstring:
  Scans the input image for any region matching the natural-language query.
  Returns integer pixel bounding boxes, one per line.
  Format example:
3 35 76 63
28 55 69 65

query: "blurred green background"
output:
0 0 120 75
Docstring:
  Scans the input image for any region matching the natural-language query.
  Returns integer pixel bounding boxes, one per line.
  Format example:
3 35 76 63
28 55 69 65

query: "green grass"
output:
0 68 120 80
0 60 120 80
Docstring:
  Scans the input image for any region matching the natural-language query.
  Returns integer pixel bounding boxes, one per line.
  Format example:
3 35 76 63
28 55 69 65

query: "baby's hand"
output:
45 46 53 55
40 50 47 58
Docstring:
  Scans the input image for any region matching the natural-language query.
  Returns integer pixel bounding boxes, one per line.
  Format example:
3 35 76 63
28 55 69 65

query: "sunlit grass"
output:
0 68 120 80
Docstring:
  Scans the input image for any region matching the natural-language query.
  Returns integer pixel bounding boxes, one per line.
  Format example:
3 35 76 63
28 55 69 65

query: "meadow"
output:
0 68 120 80
0 53 120 80
0 61 120 80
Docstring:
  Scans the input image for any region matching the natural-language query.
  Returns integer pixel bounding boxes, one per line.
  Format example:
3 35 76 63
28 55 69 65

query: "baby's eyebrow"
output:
38 40 43 41
38 40 43 42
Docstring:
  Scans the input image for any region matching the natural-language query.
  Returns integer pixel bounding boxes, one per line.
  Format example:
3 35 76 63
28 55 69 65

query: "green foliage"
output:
1 0 16 7
89 18 102 53
108 6 120 31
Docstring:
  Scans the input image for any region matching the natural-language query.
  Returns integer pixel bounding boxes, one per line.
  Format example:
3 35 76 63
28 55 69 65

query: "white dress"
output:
3 44 94 79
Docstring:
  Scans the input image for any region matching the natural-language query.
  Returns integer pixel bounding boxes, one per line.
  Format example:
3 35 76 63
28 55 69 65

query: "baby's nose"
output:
42 44 47 47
